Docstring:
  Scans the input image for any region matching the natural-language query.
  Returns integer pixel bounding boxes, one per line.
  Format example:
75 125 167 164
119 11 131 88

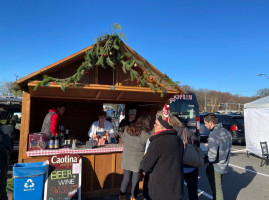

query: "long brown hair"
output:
127 115 150 136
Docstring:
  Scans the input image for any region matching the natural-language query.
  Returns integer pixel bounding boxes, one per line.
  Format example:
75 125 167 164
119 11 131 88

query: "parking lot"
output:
191 144 269 200
8 144 269 200
87 144 269 200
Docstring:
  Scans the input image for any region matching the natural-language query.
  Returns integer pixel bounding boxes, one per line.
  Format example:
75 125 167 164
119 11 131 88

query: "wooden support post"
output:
90 155 95 191
111 153 116 188
18 91 31 163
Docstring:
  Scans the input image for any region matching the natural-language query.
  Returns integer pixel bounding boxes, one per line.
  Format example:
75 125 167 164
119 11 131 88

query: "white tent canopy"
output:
244 95 269 157
245 95 269 109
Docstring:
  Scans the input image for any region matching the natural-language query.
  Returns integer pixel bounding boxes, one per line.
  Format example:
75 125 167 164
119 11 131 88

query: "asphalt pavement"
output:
87 144 269 200
185 144 269 200
8 144 269 200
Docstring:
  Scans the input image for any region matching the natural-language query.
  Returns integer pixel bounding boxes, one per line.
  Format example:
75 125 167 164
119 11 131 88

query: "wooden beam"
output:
26 94 167 103
28 81 179 94
95 90 102 99
116 92 123 100
18 91 31 163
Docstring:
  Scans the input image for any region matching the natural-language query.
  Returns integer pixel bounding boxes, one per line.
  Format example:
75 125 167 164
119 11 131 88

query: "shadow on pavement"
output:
223 166 256 200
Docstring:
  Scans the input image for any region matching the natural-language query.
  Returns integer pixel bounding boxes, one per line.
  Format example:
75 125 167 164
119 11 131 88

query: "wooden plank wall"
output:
21 152 126 198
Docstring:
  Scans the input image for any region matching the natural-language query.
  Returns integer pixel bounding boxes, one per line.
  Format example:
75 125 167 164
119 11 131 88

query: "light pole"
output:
15 74 19 81
258 74 269 80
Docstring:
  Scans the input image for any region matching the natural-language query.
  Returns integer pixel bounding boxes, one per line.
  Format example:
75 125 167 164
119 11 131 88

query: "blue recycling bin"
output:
13 162 48 200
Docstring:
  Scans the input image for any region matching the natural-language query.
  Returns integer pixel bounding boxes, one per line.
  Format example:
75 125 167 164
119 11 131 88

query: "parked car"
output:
200 113 245 144
0 97 22 151
217 114 245 144
199 113 210 142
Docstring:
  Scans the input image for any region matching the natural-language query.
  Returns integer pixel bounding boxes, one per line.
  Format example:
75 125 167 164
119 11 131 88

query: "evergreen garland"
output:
34 24 178 97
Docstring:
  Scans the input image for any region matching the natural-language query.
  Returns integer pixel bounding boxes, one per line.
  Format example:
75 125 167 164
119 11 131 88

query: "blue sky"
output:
0 0 268 97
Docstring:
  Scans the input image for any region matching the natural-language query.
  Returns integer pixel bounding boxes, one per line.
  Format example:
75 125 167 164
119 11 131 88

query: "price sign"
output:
44 154 82 200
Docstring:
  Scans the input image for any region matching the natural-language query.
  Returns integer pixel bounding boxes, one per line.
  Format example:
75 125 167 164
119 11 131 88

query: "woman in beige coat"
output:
119 115 151 200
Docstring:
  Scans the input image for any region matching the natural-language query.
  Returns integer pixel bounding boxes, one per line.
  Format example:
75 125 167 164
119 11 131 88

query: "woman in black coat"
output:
140 111 184 200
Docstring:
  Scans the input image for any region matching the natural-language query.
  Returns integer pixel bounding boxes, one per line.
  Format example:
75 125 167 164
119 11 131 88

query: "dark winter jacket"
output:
140 129 184 200
207 124 232 174
0 128 12 161
175 126 200 169
175 126 200 147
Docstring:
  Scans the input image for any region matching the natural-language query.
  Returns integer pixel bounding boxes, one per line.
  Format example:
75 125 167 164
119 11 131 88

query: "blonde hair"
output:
169 115 183 128
156 110 182 128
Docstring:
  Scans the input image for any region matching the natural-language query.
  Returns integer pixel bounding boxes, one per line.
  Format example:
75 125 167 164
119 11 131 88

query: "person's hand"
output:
93 134 100 139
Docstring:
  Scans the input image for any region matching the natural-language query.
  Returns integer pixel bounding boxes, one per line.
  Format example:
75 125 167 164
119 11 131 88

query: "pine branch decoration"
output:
34 24 178 96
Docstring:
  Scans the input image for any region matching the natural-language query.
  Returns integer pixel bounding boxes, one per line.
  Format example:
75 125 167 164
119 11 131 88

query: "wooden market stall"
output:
16 37 185 198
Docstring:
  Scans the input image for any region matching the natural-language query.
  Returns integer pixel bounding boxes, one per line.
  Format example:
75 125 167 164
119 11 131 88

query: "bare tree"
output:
188 87 258 112
0 81 14 96
180 85 195 92
256 88 269 97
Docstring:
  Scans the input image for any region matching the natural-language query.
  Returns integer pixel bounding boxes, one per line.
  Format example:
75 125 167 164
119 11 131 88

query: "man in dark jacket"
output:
140 111 184 200
0 125 12 200
204 113 232 200
41 104 65 137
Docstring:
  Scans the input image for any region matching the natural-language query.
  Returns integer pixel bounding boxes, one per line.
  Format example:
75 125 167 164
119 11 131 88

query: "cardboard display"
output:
28 133 48 151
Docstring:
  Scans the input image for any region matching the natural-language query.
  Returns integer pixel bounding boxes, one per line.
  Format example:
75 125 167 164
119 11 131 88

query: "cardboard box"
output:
28 133 48 151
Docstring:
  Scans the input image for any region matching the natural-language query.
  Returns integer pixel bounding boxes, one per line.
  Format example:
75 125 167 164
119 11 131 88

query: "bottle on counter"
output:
65 129 69 140
48 136 55 149
54 134 59 149
58 133 62 148
72 139 76 149
60 133 65 148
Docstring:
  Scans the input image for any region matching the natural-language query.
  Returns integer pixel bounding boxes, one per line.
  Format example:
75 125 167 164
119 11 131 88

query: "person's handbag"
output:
182 128 204 168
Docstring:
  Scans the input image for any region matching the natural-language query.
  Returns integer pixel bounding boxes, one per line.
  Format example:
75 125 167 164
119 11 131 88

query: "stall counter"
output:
26 144 124 157
23 144 131 199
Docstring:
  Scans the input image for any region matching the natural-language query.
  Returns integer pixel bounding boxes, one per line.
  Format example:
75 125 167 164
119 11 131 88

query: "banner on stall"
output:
44 154 82 200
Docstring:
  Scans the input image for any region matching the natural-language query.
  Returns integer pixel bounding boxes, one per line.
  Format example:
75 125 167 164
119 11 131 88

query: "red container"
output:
28 133 48 151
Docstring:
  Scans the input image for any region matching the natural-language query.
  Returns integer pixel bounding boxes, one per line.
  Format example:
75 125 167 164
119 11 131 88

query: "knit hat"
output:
129 109 137 115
